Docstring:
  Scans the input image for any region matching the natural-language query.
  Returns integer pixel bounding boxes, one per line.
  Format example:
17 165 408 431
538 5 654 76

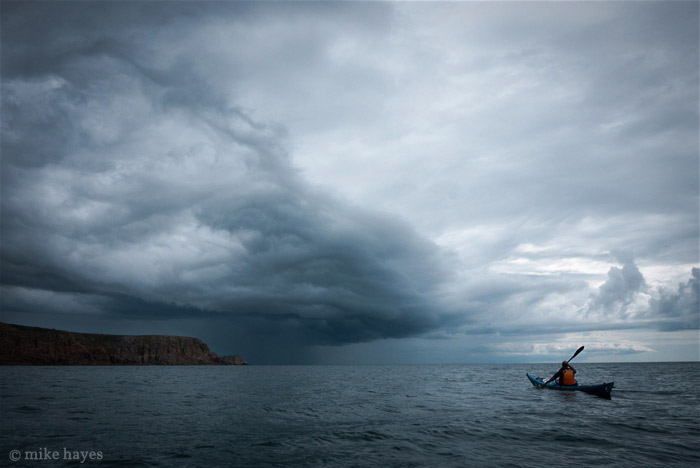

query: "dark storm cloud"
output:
0 1 451 347
1 1 697 363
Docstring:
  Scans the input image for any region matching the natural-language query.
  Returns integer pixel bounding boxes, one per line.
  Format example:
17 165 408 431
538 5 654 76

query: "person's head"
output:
562 361 568 367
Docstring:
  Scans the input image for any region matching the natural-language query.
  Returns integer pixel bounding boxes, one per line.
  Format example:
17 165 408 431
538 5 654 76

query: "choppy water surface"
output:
2 363 698 467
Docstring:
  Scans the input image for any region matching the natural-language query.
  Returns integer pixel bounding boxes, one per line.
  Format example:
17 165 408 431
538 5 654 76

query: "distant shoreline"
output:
0 322 247 366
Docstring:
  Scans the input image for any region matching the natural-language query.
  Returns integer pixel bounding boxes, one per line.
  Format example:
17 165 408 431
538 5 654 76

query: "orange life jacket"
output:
562 369 576 386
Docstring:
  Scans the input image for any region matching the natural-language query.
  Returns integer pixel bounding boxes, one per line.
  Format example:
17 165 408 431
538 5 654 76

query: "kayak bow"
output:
527 373 614 399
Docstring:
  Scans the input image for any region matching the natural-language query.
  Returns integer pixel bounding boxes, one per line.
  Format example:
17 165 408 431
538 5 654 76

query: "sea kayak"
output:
527 373 614 399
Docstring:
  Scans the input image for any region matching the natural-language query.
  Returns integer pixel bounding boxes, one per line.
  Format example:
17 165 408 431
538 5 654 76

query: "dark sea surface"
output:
1 362 699 467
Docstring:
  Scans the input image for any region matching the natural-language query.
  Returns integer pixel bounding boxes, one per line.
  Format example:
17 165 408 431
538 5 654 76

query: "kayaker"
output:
543 361 577 386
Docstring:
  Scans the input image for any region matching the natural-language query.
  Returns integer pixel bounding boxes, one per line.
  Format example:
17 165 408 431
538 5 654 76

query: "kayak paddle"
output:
567 345 585 363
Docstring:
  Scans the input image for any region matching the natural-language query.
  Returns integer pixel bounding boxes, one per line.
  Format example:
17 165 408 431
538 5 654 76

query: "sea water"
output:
1 362 698 467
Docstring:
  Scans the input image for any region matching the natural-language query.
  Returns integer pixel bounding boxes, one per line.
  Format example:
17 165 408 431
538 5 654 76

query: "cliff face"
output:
0 323 247 365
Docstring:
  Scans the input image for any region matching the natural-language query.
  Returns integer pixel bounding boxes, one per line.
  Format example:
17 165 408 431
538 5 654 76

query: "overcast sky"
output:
1 1 698 364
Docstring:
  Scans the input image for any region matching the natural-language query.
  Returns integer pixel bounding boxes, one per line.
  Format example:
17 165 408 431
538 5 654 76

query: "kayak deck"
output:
527 373 614 399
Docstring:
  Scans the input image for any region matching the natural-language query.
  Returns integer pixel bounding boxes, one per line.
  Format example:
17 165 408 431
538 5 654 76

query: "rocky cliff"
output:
0 322 247 365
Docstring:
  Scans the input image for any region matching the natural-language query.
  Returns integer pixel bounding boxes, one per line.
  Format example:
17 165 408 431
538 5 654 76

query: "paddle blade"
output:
569 346 584 362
